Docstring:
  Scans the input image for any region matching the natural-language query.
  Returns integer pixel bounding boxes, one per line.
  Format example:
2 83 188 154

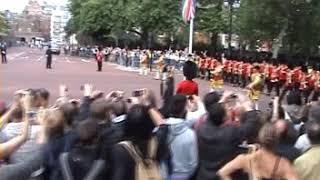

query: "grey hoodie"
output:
166 117 198 176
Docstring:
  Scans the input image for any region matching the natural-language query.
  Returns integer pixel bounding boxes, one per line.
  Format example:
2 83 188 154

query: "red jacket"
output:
279 68 287 81
176 80 199 95
96 51 104 62
292 69 302 83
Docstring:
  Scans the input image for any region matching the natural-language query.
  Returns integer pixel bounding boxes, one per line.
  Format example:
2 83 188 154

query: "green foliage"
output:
68 0 320 56
68 0 182 47
237 0 320 56
0 13 9 37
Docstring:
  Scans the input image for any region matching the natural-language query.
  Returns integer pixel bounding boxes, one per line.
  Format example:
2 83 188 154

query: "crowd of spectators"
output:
0 62 320 180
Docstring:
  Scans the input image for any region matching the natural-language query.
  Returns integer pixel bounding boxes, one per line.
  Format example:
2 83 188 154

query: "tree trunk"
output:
272 20 288 59
141 31 148 49
210 32 218 53
147 32 153 49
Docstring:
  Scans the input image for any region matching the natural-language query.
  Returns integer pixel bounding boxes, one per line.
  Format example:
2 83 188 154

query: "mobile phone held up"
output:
132 89 144 97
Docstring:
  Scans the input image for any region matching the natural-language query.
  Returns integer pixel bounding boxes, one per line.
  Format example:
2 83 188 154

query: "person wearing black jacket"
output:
46 45 53 69
1 42 7 64
110 104 168 180
60 120 106 180
196 103 243 180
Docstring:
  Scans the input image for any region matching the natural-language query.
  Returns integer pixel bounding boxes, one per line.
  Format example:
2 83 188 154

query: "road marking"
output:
116 66 140 72
81 59 91 63
65 57 73 63
8 52 25 60
37 56 43 61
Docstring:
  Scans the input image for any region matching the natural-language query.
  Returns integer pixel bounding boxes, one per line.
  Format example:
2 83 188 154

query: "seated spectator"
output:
218 123 299 180
274 120 301 162
110 104 167 180
166 94 198 180
197 103 243 180
294 120 320 180
60 120 105 180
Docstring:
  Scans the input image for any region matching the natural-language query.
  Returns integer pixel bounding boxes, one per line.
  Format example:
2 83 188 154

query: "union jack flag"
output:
182 0 196 23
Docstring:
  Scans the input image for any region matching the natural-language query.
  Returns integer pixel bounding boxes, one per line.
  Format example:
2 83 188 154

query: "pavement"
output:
0 47 271 109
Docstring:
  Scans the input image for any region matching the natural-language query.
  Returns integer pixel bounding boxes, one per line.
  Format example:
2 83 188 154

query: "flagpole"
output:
188 18 194 54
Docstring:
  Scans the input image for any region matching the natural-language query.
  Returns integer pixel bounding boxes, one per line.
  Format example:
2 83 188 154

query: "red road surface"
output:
0 47 269 109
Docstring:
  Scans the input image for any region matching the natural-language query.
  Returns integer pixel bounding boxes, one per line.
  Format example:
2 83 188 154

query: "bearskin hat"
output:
183 61 198 80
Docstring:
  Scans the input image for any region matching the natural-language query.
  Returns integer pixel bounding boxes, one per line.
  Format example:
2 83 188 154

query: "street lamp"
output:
226 0 235 57
224 0 240 57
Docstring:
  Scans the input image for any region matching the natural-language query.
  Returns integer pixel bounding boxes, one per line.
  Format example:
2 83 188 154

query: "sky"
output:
0 0 68 12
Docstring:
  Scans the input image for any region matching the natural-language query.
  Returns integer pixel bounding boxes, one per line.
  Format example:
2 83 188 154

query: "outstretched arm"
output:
218 154 248 180
0 115 29 159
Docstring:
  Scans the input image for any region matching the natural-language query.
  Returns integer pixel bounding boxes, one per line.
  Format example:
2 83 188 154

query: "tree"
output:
0 13 9 37
196 0 228 52
68 0 182 48
237 0 320 57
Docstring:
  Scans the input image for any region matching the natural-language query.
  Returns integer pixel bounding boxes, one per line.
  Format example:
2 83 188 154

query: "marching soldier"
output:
302 67 317 103
210 62 224 91
154 52 166 80
292 66 303 90
139 51 150 76
279 64 288 90
204 57 212 80
269 65 281 96
247 65 263 110
312 71 320 101
198 57 206 79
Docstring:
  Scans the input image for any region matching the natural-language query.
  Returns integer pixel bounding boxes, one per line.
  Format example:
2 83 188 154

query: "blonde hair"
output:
42 108 65 139
258 122 279 150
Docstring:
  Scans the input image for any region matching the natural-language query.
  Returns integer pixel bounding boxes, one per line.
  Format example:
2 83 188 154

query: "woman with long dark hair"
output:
111 104 167 180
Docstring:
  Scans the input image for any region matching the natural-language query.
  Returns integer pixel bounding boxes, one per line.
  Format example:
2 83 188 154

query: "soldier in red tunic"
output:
205 57 212 80
198 58 206 79
302 67 317 103
279 64 288 89
292 66 302 90
240 62 248 88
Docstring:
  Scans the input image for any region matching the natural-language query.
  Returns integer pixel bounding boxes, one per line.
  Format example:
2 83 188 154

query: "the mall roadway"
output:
0 47 270 110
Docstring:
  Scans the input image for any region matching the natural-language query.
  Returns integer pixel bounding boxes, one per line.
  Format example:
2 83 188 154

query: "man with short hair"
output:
294 120 320 180
166 94 198 180
196 102 243 180
295 103 320 152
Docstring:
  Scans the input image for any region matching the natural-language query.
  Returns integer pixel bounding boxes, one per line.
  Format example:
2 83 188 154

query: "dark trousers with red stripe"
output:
97 61 102 71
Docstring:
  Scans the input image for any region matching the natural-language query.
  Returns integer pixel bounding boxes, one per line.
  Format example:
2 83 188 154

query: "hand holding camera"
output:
59 84 68 97
83 84 93 97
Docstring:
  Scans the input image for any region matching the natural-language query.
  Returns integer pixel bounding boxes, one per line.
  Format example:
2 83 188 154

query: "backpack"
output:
119 138 162 180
